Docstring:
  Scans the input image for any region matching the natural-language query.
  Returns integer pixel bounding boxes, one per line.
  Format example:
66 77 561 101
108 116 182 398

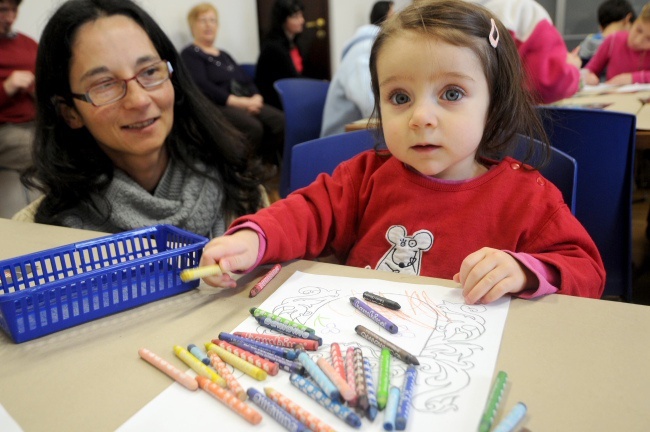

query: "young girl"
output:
584 3 650 86
200 1 605 304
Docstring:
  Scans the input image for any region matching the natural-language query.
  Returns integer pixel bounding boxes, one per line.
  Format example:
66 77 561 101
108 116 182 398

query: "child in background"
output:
200 1 605 304
577 0 635 66
584 3 650 85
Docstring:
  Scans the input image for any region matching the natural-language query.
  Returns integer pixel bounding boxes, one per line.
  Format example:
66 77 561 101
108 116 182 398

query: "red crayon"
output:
233 332 319 351
249 263 281 298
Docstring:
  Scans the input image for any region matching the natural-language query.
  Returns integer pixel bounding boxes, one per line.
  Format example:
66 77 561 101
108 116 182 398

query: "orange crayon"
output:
196 376 262 425
205 343 268 381
206 351 247 401
264 387 335 432
317 357 357 402
138 348 198 391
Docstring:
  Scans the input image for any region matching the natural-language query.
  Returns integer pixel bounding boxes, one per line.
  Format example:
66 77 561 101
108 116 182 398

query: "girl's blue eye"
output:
390 92 410 105
443 88 463 101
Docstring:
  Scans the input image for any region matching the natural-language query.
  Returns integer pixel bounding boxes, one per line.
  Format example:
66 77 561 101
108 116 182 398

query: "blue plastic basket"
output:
0 225 208 343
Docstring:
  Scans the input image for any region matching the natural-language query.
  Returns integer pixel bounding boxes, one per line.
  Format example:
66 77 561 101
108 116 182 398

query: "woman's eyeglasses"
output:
70 60 173 107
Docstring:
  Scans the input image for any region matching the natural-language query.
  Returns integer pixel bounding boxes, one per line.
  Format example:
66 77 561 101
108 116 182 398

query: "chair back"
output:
506 135 578 215
537 106 636 300
240 63 256 80
289 129 379 193
274 78 330 197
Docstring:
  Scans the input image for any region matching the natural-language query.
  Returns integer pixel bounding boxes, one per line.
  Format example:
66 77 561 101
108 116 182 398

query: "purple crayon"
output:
215 336 305 375
350 297 398 334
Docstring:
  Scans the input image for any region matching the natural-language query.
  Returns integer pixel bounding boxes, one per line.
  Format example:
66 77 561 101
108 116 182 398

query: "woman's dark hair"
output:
370 1 393 26
269 0 304 36
368 0 549 165
23 0 264 226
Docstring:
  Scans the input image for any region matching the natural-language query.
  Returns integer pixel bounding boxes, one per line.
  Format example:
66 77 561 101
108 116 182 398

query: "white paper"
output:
0 404 24 432
119 272 510 431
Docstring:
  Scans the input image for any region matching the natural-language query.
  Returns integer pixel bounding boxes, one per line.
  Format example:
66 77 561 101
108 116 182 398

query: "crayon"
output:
395 366 417 430
214 337 304 375
479 371 508 432
297 352 340 400
350 297 399 334
247 387 309 432
233 332 319 351
254 315 323 345
179 264 222 282
353 347 369 412
344 347 359 407
317 357 356 402
205 343 268 381
206 351 247 401
377 347 391 410
173 345 226 387
362 292 401 310
196 376 262 425
383 387 400 431
249 306 316 334
249 263 282 297
187 343 210 365
138 348 198 391
363 357 379 421
493 402 527 432
355 325 419 365
265 387 336 432
290 374 362 428
210 340 279 376
330 342 346 380
218 332 299 360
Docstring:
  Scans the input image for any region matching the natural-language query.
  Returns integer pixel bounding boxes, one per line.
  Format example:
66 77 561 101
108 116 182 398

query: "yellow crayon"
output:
205 343 268 381
173 345 227 387
180 264 222 282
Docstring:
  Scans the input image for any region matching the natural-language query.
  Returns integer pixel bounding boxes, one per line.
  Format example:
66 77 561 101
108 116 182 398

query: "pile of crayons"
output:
139 294 422 431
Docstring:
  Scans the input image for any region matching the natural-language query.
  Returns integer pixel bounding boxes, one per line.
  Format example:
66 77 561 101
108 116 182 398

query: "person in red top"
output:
0 0 37 173
199 1 605 304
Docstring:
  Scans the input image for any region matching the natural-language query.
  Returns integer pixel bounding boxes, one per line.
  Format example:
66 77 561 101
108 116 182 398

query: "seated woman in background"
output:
255 0 305 110
181 3 284 166
584 3 650 86
19 0 266 238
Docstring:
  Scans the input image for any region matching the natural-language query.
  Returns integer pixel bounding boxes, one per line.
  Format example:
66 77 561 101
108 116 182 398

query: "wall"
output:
13 0 410 74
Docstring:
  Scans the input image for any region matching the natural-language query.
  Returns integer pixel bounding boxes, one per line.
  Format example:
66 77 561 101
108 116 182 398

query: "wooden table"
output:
0 219 649 431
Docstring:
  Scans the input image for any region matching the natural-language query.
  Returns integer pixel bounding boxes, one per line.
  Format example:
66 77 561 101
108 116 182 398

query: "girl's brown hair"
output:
369 0 549 163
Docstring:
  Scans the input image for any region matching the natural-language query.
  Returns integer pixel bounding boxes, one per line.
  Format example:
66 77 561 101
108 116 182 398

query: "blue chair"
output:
289 129 379 193
274 78 330 197
507 135 578 215
537 106 636 300
240 63 256 80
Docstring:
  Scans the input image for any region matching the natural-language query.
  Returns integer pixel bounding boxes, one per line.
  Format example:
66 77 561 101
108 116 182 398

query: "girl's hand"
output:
199 229 260 287
583 71 600 86
453 247 533 304
606 73 633 86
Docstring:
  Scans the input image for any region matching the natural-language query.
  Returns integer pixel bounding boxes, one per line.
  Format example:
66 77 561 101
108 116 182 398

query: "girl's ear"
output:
59 104 85 129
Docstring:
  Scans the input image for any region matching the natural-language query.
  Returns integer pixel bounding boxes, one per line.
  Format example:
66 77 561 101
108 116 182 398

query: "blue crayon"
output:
290 373 362 429
296 352 340 400
187 344 210 365
493 402 527 432
363 357 379 421
350 297 399 334
219 332 299 360
254 315 323 345
383 386 400 431
227 338 304 375
247 387 309 432
395 366 417 430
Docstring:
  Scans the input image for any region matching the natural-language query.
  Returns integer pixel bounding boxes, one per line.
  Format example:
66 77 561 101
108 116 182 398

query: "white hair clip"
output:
489 18 499 48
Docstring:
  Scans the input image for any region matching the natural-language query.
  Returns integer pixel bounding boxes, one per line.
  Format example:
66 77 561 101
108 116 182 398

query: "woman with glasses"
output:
19 0 266 237
181 3 284 167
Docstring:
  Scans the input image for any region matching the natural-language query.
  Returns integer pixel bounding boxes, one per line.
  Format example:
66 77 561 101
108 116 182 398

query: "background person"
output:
319 1 394 138
20 0 265 237
181 3 284 166
255 0 305 110
577 0 635 66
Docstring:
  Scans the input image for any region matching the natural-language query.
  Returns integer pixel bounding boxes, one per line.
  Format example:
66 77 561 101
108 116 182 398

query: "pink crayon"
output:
138 348 198 391
207 351 247 401
344 347 359 407
317 357 357 402
330 342 346 380
212 339 279 376
197 376 262 425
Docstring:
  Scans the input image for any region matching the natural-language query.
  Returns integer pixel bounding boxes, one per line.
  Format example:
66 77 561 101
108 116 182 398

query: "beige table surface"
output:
0 218 649 431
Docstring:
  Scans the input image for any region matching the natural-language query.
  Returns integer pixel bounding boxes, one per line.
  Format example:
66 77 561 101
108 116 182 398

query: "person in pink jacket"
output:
584 3 650 86
466 0 581 103
198 1 605 305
